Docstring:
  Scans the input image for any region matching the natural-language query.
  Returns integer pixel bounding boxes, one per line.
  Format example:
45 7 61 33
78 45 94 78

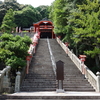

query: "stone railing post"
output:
96 72 100 92
15 71 21 92
0 72 3 93
3 66 11 92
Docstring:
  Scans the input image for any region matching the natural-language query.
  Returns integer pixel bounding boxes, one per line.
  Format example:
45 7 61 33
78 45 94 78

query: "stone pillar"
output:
3 66 11 92
56 80 64 93
96 72 100 92
15 71 21 92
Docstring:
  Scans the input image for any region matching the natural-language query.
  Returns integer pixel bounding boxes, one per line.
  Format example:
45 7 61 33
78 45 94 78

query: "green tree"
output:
1 9 16 33
14 5 40 28
36 5 49 19
0 33 32 70
49 0 84 42
71 0 100 67
0 0 24 26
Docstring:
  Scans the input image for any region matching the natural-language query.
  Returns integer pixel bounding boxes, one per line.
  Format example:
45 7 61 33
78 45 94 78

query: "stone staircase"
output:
20 39 56 91
0 39 99 100
21 39 95 92
49 39 95 92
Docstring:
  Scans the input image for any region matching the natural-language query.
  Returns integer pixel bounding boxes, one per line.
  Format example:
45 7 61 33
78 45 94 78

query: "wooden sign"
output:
56 60 64 80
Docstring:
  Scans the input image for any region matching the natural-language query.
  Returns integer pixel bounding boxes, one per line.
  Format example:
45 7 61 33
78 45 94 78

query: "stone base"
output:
3 87 14 93
56 89 65 93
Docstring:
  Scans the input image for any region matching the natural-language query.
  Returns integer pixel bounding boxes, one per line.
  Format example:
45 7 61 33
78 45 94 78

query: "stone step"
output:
65 88 95 91
21 88 56 91
2 99 100 100
21 87 93 91
23 79 56 81
24 76 56 78
22 81 56 84
21 84 91 87
63 80 90 82
21 81 90 85
21 85 56 87
1 91 100 100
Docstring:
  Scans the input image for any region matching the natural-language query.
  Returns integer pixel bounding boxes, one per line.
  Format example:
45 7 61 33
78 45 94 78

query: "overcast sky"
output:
1 0 55 7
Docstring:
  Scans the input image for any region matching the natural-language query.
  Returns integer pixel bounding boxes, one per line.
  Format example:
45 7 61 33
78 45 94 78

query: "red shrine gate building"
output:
33 18 55 38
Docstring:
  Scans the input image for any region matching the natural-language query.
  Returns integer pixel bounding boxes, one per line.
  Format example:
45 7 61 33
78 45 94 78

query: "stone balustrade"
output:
0 66 11 93
0 32 34 38
56 37 100 92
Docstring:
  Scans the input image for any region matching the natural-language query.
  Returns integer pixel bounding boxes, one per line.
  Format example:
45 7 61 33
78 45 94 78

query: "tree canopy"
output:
0 33 32 70
1 9 16 33
0 0 50 28
49 0 100 72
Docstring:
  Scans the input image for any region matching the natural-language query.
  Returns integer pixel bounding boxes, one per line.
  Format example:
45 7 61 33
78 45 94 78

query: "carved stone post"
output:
15 71 21 92
96 72 100 92
3 66 11 92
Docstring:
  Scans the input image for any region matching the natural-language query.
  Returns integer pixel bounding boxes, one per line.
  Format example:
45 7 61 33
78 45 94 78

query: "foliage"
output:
1 9 16 33
14 5 39 28
36 5 49 19
5 56 26 70
14 5 50 28
0 33 32 70
0 1 50 28
49 0 100 71
71 0 100 58
49 0 67 34
49 0 84 43
0 0 24 26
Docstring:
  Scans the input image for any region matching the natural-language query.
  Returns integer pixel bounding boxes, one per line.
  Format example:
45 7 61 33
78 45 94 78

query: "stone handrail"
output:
84 65 97 90
0 66 11 93
47 38 56 75
56 37 100 92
